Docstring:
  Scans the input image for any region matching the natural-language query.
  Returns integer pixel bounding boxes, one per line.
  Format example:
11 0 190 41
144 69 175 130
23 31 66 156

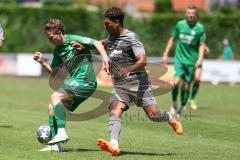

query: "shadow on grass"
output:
120 150 178 156
0 125 13 128
64 148 101 153
64 148 178 157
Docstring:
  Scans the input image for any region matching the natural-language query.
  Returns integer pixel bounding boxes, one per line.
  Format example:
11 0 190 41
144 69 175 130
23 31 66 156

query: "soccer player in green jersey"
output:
218 38 234 60
33 19 109 152
162 6 206 115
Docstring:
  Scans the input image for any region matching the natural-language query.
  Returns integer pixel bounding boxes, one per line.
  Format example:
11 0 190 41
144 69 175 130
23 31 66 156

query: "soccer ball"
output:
37 124 51 145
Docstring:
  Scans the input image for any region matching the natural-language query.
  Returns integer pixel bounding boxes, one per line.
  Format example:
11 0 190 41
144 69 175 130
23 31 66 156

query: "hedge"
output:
0 5 239 59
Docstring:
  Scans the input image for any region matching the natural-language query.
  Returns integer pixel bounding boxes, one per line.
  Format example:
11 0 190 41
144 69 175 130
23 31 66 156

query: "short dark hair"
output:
104 7 125 25
44 19 65 34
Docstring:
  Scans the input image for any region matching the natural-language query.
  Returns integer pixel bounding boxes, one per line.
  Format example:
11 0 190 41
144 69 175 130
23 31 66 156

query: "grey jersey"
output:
107 29 146 83
0 24 4 40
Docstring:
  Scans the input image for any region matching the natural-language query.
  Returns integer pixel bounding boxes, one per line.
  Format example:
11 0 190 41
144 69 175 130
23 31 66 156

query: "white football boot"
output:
39 144 63 152
48 128 69 145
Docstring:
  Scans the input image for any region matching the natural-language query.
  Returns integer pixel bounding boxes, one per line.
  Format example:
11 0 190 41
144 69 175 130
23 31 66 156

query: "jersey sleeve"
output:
199 27 206 43
51 49 63 68
0 24 4 40
171 22 179 38
70 35 95 49
130 33 146 56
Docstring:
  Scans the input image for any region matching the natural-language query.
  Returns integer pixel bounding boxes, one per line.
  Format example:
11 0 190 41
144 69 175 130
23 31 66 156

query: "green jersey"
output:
51 34 96 80
172 20 206 65
223 45 233 60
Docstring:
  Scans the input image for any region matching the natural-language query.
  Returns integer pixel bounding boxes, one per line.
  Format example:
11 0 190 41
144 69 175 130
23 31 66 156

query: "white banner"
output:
201 60 240 85
16 54 42 76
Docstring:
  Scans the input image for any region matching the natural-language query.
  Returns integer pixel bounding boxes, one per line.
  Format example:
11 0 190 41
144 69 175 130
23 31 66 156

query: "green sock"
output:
181 86 190 106
49 115 57 138
54 103 66 128
191 82 200 100
172 85 179 102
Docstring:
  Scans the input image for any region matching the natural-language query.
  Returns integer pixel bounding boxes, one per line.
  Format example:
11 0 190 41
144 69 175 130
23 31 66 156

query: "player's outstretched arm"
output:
93 40 110 74
162 37 175 64
33 52 53 74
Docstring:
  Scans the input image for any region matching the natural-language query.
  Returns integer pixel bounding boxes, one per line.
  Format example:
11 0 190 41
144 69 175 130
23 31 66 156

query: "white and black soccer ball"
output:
37 124 51 145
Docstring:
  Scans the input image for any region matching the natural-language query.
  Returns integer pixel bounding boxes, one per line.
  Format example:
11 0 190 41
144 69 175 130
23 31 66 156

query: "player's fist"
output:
33 52 44 63
70 41 85 52
162 55 168 65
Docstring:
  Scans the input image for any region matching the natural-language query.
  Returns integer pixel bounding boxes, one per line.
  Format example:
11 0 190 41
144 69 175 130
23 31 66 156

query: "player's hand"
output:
70 41 85 52
162 55 168 65
195 59 202 68
33 52 44 64
100 39 108 48
119 68 130 77
104 61 110 75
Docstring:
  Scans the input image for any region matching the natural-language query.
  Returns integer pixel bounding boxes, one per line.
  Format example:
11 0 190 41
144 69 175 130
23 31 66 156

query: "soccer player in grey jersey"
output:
96 7 183 156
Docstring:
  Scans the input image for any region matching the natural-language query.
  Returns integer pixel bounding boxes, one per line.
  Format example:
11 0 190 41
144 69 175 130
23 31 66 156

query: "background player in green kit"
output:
33 19 109 152
162 6 206 115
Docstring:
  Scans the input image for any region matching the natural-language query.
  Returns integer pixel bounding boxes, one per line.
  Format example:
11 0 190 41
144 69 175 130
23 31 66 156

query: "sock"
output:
172 85 179 102
57 128 67 136
181 86 190 106
160 109 173 122
191 82 200 100
49 115 58 138
108 116 121 143
54 103 66 128
110 139 119 148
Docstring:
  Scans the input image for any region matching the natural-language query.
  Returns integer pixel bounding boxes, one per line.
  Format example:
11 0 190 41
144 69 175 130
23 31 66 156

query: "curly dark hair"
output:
44 19 65 34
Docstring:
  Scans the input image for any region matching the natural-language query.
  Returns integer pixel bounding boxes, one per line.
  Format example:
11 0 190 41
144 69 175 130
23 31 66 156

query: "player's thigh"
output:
51 88 73 105
62 79 97 111
109 100 127 117
63 78 97 97
184 65 195 83
174 62 184 81
110 87 132 111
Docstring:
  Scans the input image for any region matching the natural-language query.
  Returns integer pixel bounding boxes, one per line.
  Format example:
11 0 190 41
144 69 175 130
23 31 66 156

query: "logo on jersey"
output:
83 38 91 44
69 81 78 90
191 31 196 35
179 34 194 44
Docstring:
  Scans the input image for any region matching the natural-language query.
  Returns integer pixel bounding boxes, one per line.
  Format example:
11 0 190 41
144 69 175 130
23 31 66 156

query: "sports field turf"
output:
0 77 239 160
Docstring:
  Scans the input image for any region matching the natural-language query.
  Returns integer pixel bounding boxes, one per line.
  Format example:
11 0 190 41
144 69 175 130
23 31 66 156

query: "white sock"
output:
168 112 173 121
57 128 67 136
110 139 119 148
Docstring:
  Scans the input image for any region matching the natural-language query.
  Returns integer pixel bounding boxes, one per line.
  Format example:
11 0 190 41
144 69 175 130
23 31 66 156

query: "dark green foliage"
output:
155 0 172 13
0 5 239 59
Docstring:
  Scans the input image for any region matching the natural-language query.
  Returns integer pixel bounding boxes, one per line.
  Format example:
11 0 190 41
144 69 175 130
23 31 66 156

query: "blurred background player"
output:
96 7 183 156
0 23 4 48
162 6 206 115
218 38 234 61
33 19 109 152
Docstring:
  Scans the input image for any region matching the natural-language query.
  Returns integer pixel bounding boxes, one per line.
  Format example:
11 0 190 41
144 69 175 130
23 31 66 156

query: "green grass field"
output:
0 77 239 160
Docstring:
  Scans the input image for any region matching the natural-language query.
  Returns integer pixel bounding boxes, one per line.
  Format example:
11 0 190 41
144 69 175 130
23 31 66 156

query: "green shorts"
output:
61 78 97 112
174 62 195 83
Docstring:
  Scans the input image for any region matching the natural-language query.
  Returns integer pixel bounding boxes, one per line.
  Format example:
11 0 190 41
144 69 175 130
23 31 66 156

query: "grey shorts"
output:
110 74 157 109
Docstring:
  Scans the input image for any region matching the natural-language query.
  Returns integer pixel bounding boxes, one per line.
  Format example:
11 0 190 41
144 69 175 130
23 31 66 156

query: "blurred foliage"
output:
0 5 239 59
155 0 172 13
0 0 16 6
